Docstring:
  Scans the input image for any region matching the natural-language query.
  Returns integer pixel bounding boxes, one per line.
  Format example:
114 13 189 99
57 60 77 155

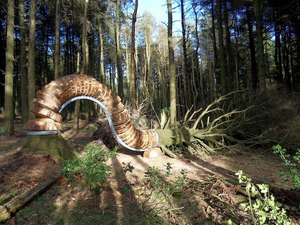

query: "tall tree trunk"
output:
19 0 28 123
130 0 138 109
98 19 106 83
211 0 218 84
4 0 15 136
253 0 266 91
144 35 151 104
74 0 89 131
54 0 60 79
192 3 204 106
180 0 189 109
246 7 258 91
81 0 89 75
115 0 124 99
295 1 300 91
167 0 177 123
216 0 226 95
234 14 240 90
28 0 36 120
283 33 292 90
274 15 283 84
224 0 233 92
180 0 191 108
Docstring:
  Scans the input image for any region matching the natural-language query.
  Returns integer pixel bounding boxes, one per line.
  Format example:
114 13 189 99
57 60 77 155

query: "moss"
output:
24 133 78 163
155 128 196 146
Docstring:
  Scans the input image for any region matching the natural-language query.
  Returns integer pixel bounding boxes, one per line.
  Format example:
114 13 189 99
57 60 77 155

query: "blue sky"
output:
138 0 182 32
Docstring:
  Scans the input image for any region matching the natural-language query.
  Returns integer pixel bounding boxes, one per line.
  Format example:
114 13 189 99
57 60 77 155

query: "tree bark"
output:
253 0 266 92
130 0 138 109
216 0 227 95
192 3 204 107
4 0 15 136
54 0 60 79
246 7 258 91
81 0 89 75
98 19 106 83
224 0 233 92
24 134 78 163
19 0 28 124
28 0 37 120
180 0 190 108
0 177 60 222
167 0 177 123
274 13 283 84
211 0 218 87
115 0 124 99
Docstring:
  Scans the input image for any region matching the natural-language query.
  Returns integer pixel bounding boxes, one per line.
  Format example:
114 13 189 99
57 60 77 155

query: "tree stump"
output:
143 147 162 158
23 133 78 163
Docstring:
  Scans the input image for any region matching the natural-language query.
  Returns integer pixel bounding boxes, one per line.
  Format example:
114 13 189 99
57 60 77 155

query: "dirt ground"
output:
0 120 299 224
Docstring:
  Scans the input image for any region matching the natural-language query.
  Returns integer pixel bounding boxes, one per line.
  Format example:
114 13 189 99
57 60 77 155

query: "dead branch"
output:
0 176 60 222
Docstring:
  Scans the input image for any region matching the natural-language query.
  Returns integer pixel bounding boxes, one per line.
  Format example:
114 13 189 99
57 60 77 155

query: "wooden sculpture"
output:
23 74 159 151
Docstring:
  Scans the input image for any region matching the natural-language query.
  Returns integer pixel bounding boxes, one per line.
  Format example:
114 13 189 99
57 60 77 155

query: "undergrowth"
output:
60 144 117 194
0 127 5 151
235 170 294 225
273 145 300 191
136 163 189 224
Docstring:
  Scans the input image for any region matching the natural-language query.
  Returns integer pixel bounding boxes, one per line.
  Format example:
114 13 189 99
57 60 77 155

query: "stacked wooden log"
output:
23 74 158 150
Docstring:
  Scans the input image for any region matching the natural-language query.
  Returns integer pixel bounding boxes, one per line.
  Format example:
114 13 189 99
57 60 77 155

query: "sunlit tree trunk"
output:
98 19 106 83
28 0 36 120
144 34 151 103
253 0 266 91
167 0 177 123
124 30 130 88
115 0 124 99
54 0 60 79
180 0 190 108
192 2 204 106
130 0 138 109
19 0 28 123
81 0 89 75
211 0 218 84
74 0 89 131
4 0 15 136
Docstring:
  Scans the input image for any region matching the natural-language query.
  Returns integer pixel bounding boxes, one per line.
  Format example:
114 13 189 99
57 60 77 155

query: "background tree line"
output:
0 0 300 136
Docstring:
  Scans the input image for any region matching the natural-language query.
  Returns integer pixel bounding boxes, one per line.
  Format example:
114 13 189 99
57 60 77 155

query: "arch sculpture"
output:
23 74 159 152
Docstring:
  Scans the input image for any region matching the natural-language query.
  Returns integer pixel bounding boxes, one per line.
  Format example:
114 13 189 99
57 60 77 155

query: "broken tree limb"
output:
0 176 60 222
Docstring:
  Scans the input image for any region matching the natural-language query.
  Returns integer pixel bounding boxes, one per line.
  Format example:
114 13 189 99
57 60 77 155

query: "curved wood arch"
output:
23 74 159 151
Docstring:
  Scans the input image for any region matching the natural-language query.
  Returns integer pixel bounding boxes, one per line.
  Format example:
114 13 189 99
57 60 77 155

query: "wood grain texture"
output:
23 74 158 150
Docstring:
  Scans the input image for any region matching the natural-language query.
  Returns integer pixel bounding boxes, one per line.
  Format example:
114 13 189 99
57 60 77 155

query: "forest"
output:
0 0 300 224
0 0 299 132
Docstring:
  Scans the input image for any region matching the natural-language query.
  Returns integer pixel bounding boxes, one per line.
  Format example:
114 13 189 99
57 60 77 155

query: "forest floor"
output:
0 119 300 224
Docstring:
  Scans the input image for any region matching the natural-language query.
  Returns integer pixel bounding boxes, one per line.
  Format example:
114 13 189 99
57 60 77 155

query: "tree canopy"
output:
0 0 299 134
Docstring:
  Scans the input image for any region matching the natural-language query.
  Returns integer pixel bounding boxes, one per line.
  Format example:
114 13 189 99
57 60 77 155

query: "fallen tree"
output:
0 177 60 222
154 91 250 157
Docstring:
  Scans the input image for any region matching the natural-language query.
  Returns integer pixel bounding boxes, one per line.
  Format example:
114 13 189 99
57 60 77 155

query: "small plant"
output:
60 144 117 194
165 162 172 175
0 127 5 136
0 127 5 151
236 170 294 225
145 163 187 195
139 164 188 223
272 145 300 190
10 189 18 197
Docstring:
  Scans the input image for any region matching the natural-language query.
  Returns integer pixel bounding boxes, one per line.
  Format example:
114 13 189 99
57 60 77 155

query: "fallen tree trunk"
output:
0 176 60 222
